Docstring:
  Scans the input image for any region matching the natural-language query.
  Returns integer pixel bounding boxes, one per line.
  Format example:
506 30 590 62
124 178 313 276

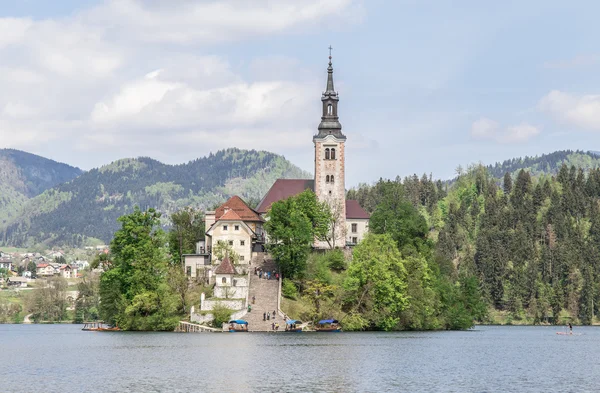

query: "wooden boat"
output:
285 319 303 332
228 319 249 332
82 321 121 332
315 319 341 332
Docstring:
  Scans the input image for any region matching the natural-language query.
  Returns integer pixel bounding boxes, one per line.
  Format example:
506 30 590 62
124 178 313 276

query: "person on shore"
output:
275 323 279 331
273 310 276 319
276 273 279 280
263 312 266 321
272 322 275 331
259 271 262 279
569 323 573 334
267 312 270 320
252 296 256 304
247 304 252 312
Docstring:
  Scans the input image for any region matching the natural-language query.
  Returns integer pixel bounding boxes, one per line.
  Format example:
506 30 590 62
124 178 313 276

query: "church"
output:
255 53 369 247
184 54 369 279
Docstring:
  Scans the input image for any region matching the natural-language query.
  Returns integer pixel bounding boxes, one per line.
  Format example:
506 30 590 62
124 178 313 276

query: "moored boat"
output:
285 319 303 332
82 321 121 331
315 319 341 332
228 319 249 332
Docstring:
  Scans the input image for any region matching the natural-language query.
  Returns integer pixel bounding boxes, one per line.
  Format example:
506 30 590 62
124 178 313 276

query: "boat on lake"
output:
82 321 121 332
228 320 249 332
315 319 341 332
285 319 303 332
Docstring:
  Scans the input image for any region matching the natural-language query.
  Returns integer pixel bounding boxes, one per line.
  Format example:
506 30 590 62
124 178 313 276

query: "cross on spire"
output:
328 45 333 59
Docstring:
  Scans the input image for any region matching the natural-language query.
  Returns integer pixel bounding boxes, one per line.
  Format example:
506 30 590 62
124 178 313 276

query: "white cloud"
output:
471 117 540 144
471 117 499 139
539 90 600 130
0 1 361 169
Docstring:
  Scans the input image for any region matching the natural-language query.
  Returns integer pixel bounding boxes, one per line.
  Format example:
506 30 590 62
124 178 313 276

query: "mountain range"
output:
0 148 309 247
1 148 600 248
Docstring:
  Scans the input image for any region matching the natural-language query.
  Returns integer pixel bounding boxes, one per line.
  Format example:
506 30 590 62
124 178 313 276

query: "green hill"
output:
485 150 600 179
0 149 82 226
0 148 310 247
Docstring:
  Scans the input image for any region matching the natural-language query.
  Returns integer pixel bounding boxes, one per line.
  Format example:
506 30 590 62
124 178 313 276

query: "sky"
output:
1 0 600 186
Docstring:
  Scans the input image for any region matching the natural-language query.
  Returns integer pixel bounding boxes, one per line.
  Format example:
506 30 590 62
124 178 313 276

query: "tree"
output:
369 181 430 255
75 272 100 323
168 207 205 266
28 277 69 322
343 233 409 330
212 240 240 264
265 190 330 278
99 207 180 330
503 172 513 195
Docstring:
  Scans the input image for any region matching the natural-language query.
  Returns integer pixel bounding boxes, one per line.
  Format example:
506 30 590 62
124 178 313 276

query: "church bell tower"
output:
313 49 346 248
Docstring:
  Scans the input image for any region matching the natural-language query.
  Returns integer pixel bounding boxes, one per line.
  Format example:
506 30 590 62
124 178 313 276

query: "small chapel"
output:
184 54 369 281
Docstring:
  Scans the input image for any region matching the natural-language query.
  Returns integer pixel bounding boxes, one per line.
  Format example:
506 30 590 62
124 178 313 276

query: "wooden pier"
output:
176 321 220 333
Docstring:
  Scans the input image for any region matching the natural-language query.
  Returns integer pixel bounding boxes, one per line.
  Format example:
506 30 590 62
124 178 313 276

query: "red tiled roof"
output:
37 263 49 268
215 196 262 222
256 179 315 213
219 209 242 221
214 257 236 274
345 200 370 219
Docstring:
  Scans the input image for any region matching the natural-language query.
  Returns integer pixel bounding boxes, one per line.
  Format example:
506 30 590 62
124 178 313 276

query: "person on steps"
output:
263 312 266 321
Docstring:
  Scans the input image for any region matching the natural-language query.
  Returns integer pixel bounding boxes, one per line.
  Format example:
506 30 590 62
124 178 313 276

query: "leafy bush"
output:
282 279 298 300
211 303 232 328
325 249 346 271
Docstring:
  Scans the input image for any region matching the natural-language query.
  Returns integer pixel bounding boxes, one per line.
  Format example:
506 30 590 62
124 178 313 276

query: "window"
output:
325 148 330 160
352 237 358 244
222 277 227 284
228 240 233 246
240 240 245 246
327 104 333 115
331 148 336 160
240 255 245 261
223 225 228 231
330 175 334 183
352 223 357 233
234 225 239 231
326 175 330 183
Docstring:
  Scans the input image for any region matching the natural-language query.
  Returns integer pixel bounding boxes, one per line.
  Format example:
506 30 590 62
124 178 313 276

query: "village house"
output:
59 264 78 279
7 276 28 288
36 263 56 277
184 196 265 279
0 258 13 271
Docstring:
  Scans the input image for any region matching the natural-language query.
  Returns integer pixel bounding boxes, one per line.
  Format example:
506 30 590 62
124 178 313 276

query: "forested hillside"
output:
0 149 82 226
485 150 600 179
348 161 600 324
0 148 310 247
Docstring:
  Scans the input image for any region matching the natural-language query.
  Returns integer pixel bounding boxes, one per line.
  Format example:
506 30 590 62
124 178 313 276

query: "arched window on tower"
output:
325 148 330 160
326 175 330 183
330 175 334 183
327 104 333 115
331 148 336 160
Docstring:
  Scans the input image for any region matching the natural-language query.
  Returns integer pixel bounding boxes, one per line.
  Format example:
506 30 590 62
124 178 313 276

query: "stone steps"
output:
246 253 282 331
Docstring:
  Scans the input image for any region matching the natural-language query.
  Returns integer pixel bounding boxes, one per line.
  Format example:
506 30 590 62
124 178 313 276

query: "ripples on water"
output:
1 325 599 393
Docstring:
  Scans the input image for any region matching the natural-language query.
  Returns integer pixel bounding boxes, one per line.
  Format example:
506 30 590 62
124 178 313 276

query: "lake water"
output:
0 324 598 392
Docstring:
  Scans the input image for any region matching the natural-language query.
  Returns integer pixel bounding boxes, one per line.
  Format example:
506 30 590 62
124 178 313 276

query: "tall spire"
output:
326 45 335 93
315 46 345 140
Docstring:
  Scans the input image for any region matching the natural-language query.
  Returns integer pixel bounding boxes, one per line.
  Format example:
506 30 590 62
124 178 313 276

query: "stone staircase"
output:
245 252 282 332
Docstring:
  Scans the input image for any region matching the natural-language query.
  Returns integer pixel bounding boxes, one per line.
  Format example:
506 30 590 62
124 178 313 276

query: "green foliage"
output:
212 240 240 264
325 249 347 271
344 233 409 330
168 207 205 265
99 207 180 330
74 272 100 323
28 277 69 322
265 190 330 279
282 278 299 300
211 303 233 328
1 148 309 247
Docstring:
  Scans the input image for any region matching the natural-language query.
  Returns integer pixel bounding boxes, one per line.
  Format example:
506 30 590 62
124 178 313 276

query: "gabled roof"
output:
345 200 370 219
37 263 49 268
214 257 236 275
215 196 262 222
256 179 315 213
219 209 242 221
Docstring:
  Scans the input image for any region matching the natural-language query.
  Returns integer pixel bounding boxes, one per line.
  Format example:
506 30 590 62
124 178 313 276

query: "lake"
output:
0 324 598 392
